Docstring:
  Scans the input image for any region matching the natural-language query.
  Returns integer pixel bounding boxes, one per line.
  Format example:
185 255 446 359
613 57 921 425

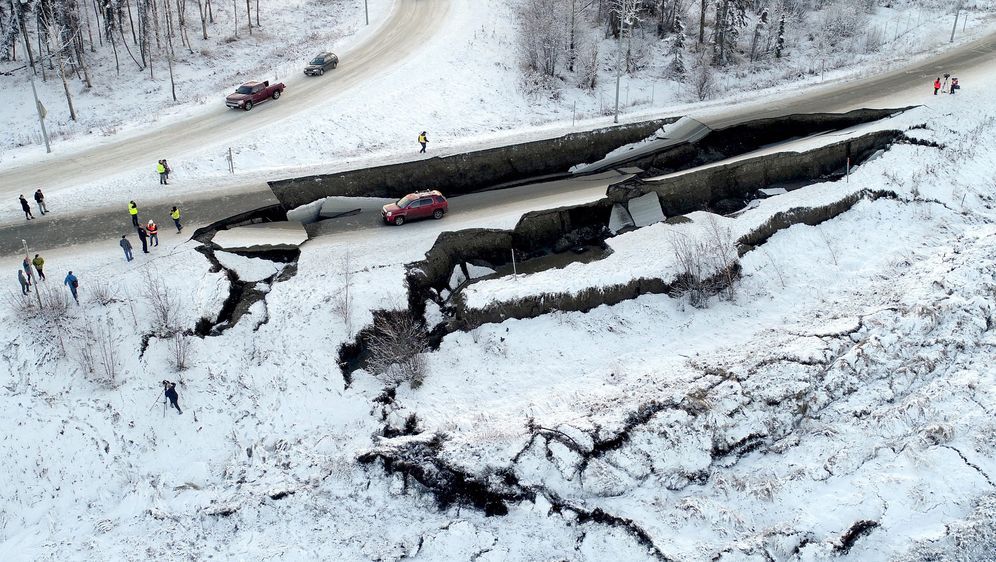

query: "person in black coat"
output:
163 380 182 414
19 195 34 220
137 226 149 253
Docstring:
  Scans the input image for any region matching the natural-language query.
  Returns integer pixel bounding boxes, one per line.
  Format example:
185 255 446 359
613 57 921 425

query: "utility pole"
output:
22 239 43 310
365 0 369 25
950 0 963 43
13 0 51 153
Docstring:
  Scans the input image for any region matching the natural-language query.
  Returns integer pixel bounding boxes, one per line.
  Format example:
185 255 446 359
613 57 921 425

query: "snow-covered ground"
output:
3 0 996 559
2 49 996 559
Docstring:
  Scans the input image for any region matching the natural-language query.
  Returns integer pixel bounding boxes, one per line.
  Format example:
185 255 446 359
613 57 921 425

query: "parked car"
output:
304 52 339 76
382 191 449 226
225 80 285 111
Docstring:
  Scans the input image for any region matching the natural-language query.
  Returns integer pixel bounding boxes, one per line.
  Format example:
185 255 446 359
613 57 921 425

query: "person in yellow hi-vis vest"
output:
128 201 139 227
418 131 428 153
170 206 183 233
156 160 168 185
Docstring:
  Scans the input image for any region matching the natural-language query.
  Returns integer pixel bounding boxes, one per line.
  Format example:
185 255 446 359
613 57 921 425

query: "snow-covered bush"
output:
364 312 429 389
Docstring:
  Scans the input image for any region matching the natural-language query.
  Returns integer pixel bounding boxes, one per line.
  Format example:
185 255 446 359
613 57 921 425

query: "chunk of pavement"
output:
212 221 308 252
215 251 282 282
319 198 362 219
627 192 665 227
608 203 635 234
466 264 495 279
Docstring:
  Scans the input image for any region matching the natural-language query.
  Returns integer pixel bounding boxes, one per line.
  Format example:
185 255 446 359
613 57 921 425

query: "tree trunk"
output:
178 0 193 51
118 18 144 68
110 26 121 74
17 3 37 72
74 35 94 88
232 0 237 37
569 0 576 71
46 13 78 121
80 0 96 51
91 0 103 47
254 0 258 26
126 0 138 45
37 12 48 80
698 0 705 44
167 51 177 101
196 0 208 39
151 0 160 48
245 0 251 34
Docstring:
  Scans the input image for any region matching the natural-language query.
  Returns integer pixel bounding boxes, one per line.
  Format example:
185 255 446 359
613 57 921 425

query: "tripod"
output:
148 388 166 417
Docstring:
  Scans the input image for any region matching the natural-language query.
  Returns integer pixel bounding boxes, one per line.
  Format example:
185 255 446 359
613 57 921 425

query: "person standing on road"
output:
18 270 31 295
950 77 959 94
19 195 34 220
129 201 140 227
933 77 941 95
64 271 79 304
163 380 182 415
162 159 172 181
34 189 48 215
32 254 46 280
137 226 149 254
147 220 159 247
157 160 169 185
170 206 183 233
120 235 134 262
418 131 428 153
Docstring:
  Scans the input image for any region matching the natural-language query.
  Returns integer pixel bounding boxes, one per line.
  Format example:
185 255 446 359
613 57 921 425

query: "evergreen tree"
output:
668 14 686 79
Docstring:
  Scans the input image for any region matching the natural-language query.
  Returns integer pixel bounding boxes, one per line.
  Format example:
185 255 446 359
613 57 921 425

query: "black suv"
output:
304 52 339 76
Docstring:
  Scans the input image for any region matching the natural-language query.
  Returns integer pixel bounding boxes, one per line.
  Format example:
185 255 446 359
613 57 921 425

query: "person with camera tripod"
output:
163 380 182 415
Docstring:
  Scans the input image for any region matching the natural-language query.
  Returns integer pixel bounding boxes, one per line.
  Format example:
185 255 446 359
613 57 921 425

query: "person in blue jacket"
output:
64 271 79 304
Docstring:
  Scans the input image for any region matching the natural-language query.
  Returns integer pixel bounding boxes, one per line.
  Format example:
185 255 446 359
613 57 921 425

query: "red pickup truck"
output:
225 80 285 111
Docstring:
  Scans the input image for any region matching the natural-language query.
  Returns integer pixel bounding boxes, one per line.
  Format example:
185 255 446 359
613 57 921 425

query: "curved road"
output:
0 0 451 195
1 27 995 257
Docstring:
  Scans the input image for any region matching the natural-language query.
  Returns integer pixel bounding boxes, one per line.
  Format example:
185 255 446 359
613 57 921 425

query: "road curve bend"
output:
0 0 451 195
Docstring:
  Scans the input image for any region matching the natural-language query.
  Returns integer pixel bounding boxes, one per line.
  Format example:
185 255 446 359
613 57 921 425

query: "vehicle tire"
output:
318 69 324 76
272 90 281 100
394 216 405 226
332 61 338 69
243 101 253 111
432 209 444 220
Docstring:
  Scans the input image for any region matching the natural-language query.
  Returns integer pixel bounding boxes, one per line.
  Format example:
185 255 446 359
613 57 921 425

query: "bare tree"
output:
516 0 567 77
42 6 78 121
689 54 715 100
332 248 354 335
142 269 180 332
169 331 192 371
566 0 595 72
575 39 599 89
195 0 209 39
73 317 120 386
364 312 429 389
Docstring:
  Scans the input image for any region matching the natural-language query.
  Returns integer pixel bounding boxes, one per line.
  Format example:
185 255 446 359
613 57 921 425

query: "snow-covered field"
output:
2 48 996 559
4 0 996 559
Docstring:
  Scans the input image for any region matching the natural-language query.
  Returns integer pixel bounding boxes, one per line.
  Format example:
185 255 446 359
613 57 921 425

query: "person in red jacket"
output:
146 220 159 247
933 77 941 95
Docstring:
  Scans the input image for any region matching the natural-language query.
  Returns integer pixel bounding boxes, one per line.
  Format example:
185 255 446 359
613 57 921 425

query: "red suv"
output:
382 190 448 225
